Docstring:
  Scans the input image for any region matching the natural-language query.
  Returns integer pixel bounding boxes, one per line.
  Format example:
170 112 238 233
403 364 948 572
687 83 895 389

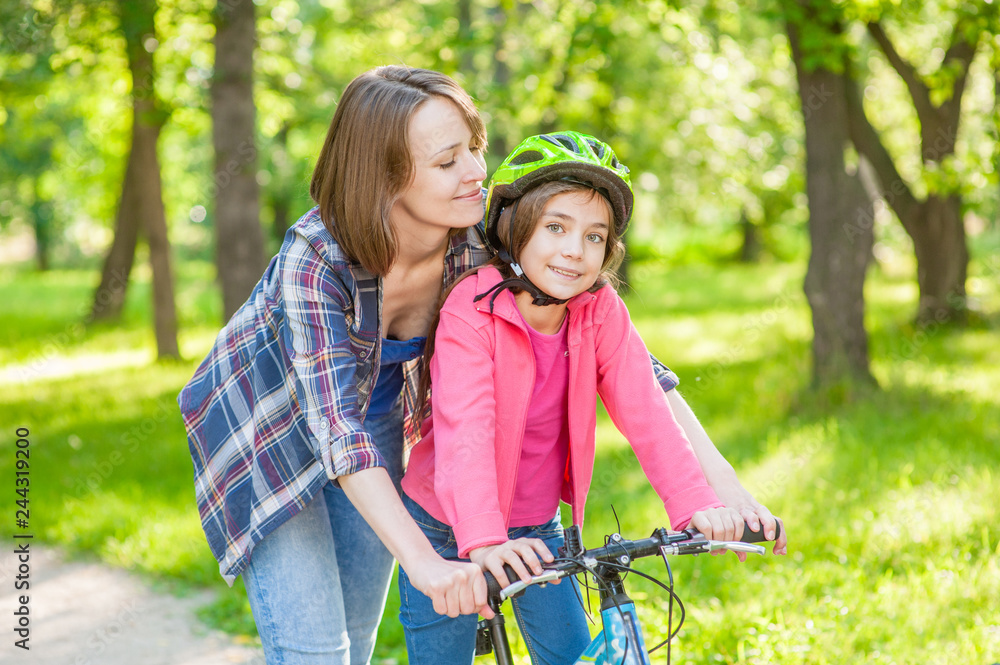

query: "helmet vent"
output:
541 133 581 153
509 149 545 166
555 135 580 153
586 139 606 159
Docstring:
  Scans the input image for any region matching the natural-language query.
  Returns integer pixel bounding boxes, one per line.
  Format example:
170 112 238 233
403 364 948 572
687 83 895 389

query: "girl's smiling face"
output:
517 189 611 303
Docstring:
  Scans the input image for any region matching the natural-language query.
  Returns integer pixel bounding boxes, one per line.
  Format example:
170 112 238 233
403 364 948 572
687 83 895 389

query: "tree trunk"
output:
91 0 179 351
123 0 178 358
212 0 265 321
788 20 876 389
910 194 968 323
845 20 976 325
90 135 141 321
270 122 292 245
488 1 510 160
140 118 180 359
458 0 474 75
31 179 52 272
738 208 760 263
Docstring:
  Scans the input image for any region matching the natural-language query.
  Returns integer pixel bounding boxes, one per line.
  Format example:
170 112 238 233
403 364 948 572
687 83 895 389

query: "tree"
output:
212 0 266 320
0 4 61 271
90 0 179 359
844 5 994 324
786 4 876 387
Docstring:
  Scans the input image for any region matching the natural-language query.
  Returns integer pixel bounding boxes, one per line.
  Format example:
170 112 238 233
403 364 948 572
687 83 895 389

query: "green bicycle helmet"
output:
473 131 634 311
484 130 634 253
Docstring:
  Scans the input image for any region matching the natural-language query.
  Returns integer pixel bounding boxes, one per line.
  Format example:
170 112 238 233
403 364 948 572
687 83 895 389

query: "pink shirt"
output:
509 295 570 526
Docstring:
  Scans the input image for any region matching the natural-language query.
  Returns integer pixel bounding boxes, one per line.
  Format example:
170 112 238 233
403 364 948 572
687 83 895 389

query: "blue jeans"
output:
398 493 592 665
242 405 404 665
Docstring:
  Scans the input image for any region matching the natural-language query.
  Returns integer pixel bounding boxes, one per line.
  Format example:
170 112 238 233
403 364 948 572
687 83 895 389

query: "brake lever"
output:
499 569 567 601
708 541 766 555
659 535 766 556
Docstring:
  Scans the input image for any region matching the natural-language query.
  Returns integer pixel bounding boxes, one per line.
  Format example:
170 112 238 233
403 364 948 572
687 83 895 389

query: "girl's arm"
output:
666 390 786 554
429 310 511 557
339 467 492 618
595 291 785 553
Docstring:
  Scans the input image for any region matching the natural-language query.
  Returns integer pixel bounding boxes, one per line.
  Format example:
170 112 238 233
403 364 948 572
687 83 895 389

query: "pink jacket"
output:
401 265 722 558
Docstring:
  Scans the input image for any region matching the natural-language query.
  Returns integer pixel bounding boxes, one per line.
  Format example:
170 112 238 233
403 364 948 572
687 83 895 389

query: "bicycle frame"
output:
575 599 651 665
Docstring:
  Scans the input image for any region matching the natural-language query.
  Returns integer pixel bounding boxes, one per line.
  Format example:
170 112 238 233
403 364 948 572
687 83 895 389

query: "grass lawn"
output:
1 248 998 664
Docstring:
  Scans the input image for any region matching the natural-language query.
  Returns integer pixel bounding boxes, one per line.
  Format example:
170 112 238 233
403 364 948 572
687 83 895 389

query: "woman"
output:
178 65 784 665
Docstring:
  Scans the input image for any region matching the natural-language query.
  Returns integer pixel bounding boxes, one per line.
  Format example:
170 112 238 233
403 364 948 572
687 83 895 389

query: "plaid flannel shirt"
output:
178 206 680 584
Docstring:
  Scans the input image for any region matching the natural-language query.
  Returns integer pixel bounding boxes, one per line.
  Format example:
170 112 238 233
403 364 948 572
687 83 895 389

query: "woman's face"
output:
391 96 487 236
518 190 611 302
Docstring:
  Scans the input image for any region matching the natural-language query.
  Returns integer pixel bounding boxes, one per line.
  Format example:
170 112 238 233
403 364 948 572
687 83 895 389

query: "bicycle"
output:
476 521 780 665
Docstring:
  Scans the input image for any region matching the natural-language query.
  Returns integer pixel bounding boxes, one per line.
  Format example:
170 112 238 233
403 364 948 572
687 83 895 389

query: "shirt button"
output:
360 351 367 358
409 352 417 359
320 419 329 430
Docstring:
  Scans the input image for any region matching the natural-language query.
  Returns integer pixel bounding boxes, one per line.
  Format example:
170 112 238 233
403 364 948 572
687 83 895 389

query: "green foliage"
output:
0 0 818 270
2 237 998 662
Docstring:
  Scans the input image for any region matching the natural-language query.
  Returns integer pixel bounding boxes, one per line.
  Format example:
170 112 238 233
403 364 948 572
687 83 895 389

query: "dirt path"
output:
1 546 265 665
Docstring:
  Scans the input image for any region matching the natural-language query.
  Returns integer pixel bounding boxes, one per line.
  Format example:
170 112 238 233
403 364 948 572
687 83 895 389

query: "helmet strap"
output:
476 198 567 313
472 275 567 313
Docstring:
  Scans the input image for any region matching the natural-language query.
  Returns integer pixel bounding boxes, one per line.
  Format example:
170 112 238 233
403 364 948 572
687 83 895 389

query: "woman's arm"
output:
666 389 787 554
339 467 492 618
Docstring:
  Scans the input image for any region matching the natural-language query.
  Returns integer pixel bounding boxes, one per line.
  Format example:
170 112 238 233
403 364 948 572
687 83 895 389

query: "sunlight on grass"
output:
0 347 154 384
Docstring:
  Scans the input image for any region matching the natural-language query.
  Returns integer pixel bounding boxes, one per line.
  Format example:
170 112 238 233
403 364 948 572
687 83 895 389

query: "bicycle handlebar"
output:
486 520 781 603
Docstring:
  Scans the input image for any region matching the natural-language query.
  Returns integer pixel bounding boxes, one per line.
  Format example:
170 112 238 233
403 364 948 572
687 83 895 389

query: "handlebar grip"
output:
740 519 782 543
484 570 504 601
483 564 525 603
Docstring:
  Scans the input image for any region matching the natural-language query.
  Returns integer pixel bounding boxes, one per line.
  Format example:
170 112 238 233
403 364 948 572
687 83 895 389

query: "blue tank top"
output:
367 336 426 417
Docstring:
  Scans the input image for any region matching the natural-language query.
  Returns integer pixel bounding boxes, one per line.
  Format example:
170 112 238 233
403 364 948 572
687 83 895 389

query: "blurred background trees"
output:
1 0 997 385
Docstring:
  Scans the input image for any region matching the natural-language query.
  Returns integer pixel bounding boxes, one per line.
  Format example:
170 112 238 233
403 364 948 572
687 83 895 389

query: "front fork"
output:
574 566 652 665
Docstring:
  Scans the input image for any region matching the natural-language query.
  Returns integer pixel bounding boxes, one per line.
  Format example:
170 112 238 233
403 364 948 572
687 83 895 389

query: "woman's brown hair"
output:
309 66 487 276
415 180 626 419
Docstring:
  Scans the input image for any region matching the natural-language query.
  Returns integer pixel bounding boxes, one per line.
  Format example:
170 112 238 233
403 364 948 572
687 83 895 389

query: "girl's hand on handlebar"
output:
408 555 493 619
689 506 744 555
706 476 787 558
470 538 558 586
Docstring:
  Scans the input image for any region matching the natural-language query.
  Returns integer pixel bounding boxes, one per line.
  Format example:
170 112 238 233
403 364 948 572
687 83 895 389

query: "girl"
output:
397 131 745 665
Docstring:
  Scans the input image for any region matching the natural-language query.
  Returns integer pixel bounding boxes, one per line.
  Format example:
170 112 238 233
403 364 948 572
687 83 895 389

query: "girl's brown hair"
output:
309 66 487 276
415 180 625 419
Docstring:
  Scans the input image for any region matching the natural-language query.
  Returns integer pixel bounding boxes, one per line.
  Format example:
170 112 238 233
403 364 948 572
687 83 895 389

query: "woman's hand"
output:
337 467 493 617
708 478 787 557
470 538 557 586
406 552 493 619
